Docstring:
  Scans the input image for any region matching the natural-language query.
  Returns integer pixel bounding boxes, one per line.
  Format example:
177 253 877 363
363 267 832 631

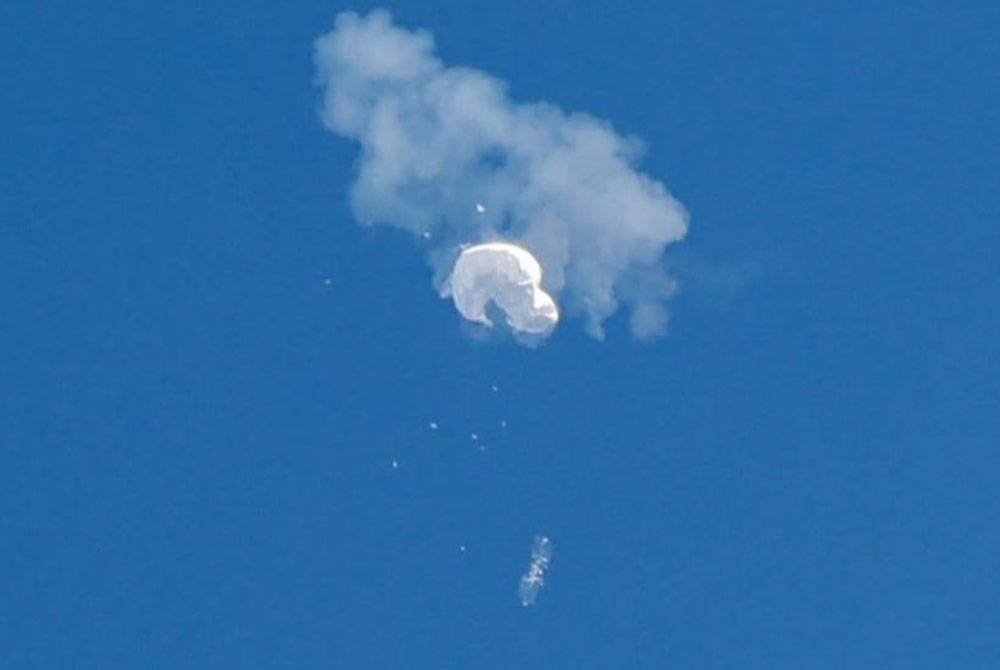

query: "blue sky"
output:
2 2 998 667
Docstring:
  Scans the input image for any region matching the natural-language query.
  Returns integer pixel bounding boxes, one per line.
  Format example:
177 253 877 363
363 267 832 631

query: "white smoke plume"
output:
315 10 689 339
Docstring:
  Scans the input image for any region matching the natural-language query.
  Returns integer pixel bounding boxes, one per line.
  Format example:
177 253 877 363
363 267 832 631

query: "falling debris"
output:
518 535 552 606
459 545 466 553
500 419 507 428
391 460 399 469
470 433 479 442
475 203 487 214
428 421 439 430
442 242 559 335
323 278 333 285
421 231 432 239
491 383 499 392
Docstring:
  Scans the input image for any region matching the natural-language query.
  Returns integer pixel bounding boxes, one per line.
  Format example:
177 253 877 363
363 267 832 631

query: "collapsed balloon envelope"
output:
441 242 559 335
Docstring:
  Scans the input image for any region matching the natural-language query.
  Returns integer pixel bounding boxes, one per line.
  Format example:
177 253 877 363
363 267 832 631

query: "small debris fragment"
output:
391 460 399 469
475 203 487 214
429 421 439 430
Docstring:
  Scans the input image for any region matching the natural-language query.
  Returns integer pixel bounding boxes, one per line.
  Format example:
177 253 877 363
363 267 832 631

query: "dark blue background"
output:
3 2 998 667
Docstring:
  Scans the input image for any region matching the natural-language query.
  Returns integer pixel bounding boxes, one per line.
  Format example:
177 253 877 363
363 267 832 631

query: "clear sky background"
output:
3 2 999 668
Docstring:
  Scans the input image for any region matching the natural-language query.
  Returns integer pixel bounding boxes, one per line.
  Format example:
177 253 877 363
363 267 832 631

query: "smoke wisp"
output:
315 10 689 339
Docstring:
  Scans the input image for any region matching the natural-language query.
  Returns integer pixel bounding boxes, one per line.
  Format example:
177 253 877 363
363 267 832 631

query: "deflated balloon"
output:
442 242 559 334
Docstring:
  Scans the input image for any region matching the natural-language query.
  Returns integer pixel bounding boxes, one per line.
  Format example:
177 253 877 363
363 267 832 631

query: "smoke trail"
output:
315 10 688 339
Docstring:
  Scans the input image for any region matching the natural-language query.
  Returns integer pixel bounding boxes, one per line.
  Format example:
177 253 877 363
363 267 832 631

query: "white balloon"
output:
442 242 559 334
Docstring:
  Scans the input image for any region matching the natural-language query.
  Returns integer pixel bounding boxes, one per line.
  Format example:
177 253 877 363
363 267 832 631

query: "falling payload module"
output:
519 535 553 606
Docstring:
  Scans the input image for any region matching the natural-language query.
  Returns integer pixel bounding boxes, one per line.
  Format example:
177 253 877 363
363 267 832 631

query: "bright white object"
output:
442 242 559 334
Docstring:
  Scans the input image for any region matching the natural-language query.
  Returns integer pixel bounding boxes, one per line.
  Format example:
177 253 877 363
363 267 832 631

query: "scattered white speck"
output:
500 420 507 428
478 443 487 452
391 460 399 469
460 545 466 552
491 384 499 392
470 432 479 441
429 421 439 430
323 278 333 285
475 203 487 214
421 231 432 239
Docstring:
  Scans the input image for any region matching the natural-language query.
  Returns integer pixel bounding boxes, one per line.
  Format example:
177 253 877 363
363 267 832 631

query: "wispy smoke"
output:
315 10 689 339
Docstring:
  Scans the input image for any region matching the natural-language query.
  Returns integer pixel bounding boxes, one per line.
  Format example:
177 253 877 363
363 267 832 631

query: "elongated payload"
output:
518 535 553 606
442 242 559 335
